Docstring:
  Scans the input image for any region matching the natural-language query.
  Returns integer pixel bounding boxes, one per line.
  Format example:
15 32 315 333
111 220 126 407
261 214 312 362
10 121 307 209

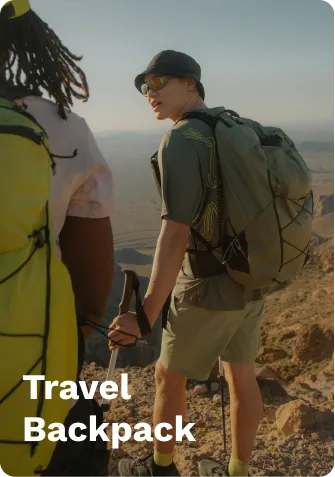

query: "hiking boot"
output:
198 459 229 476
198 460 251 477
118 453 180 477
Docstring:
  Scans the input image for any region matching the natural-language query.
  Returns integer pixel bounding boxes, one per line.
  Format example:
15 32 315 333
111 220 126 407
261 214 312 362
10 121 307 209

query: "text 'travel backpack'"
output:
182 108 314 290
0 94 78 476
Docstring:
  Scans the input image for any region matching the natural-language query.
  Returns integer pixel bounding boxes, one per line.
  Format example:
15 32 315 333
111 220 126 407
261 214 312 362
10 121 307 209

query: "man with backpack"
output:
108 50 313 477
0 1 114 475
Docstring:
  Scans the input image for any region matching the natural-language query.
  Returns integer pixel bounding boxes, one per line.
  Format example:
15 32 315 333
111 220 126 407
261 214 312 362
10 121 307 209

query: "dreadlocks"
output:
0 4 89 119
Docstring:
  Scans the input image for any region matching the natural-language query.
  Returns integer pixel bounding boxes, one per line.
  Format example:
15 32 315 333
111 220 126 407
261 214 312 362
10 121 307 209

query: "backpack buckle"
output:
29 228 46 249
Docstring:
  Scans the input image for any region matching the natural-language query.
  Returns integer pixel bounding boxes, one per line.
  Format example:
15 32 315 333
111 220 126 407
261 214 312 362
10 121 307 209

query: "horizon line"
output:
93 117 334 136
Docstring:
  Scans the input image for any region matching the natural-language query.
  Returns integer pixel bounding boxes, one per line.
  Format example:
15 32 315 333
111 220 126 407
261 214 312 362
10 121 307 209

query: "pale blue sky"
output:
30 0 334 133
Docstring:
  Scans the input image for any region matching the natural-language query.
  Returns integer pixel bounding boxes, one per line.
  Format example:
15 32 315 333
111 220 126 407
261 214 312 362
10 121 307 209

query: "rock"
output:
323 358 334 376
313 409 334 427
276 400 315 436
309 232 329 249
293 324 333 363
255 365 288 397
213 394 222 404
328 391 334 405
314 193 334 217
208 360 220 382
210 382 220 393
257 346 288 364
279 330 297 342
314 240 334 272
276 400 334 436
194 384 208 395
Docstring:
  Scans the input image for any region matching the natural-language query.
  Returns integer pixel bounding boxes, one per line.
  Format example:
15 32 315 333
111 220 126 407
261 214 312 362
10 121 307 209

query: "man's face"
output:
143 73 195 121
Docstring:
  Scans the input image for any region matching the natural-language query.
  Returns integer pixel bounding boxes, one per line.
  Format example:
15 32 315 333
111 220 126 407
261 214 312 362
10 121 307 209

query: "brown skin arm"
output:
59 216 114 340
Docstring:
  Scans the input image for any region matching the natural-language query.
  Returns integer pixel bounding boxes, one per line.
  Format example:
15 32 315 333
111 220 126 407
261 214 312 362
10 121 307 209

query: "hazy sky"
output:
29 0 333 133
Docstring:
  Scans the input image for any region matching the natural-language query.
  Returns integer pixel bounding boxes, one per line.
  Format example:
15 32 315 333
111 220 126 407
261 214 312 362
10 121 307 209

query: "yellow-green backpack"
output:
0 94 78 476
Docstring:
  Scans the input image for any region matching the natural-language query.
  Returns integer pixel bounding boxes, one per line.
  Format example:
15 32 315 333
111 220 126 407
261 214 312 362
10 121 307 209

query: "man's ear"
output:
187 78 197 93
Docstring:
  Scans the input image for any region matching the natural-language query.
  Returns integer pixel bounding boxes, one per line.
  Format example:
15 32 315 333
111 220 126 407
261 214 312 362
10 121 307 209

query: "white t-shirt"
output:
17 96 114 390
18 96 114 257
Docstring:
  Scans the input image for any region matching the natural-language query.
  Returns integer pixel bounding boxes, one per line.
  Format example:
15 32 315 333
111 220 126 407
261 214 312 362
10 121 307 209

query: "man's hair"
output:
0 7 89 119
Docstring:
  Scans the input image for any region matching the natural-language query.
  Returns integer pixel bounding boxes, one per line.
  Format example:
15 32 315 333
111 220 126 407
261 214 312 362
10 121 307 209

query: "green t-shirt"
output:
155 107 264 310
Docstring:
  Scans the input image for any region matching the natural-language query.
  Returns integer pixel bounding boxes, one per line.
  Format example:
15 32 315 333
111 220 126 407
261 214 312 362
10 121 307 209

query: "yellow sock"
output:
153 450 173 467
228 456 249 476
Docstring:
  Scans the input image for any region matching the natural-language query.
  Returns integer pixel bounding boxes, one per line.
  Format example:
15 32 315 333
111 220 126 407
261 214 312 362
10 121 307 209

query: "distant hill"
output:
96 131 333 165
278 119 333 143
96 131 163 164
297 141 334 154
115 248 153 265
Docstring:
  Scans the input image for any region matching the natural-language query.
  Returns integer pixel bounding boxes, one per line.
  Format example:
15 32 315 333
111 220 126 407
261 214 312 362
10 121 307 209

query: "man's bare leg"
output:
224 362 263 476
153 359 187 459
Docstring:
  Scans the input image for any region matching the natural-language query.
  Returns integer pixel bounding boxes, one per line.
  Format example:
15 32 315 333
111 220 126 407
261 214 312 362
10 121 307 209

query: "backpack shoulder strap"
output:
179 111 219 129
180 110 238 129
177 111 227 255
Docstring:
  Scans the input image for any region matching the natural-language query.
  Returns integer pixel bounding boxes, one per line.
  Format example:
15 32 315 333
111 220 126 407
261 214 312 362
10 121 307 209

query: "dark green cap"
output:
135 50 205 100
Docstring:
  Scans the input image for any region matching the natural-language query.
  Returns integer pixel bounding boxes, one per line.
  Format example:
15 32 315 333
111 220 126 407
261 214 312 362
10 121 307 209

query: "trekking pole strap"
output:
123 269 152 337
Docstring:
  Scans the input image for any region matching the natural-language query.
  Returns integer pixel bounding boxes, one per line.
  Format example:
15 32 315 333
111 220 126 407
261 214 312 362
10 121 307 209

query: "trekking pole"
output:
101 269 135 413
218 357 227 450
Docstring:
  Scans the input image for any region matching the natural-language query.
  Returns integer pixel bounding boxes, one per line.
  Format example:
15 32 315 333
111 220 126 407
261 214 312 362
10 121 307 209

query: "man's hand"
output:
108 312 141 350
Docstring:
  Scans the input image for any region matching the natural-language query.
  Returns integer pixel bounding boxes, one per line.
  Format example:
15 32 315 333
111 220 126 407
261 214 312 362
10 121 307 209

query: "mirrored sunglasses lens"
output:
151 76 165 90
141 83 149 96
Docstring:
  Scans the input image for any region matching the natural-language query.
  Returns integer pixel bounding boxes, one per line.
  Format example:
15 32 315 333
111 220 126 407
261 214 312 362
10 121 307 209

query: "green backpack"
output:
181 108 314 290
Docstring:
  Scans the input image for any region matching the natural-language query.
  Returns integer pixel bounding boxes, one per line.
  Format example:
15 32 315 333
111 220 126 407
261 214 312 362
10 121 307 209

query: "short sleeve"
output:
158 129 203 226
67 119 114 218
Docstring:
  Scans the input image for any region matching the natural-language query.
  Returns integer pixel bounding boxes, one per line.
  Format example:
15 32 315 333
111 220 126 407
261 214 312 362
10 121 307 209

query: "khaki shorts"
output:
160 296 264 381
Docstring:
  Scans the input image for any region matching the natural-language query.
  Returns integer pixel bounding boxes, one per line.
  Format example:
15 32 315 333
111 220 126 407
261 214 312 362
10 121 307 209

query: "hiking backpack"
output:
0 94 79 476
181 109 314 290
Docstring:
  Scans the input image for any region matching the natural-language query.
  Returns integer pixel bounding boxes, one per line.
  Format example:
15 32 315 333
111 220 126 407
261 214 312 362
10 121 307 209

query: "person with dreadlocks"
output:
0 0 114 339
0 0 114 474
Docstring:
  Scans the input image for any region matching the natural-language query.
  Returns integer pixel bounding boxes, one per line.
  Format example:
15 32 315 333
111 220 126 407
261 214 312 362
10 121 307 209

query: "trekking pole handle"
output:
101 270 136 413
119 269 136 315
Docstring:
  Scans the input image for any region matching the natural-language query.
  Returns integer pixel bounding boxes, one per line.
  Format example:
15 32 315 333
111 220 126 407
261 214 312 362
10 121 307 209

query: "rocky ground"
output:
83 347 333 477
83 256 334 476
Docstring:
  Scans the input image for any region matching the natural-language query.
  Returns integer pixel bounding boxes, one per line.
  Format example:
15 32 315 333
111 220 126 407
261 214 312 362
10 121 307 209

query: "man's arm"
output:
108 129 201 348
143 217 189 327
59 216 114 340
108 217 189 348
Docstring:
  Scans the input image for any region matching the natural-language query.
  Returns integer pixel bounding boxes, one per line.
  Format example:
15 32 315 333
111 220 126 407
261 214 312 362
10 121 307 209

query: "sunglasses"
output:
141 75 174 96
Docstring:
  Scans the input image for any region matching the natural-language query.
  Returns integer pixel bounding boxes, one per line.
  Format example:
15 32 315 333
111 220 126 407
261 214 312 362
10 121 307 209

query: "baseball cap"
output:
134 50 205 100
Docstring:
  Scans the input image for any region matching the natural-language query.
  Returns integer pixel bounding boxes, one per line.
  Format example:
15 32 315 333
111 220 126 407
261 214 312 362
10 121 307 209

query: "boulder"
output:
255 365 288 397
276 399 334 436
276 400 315 436
257 346 288 364
293 324 333 363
